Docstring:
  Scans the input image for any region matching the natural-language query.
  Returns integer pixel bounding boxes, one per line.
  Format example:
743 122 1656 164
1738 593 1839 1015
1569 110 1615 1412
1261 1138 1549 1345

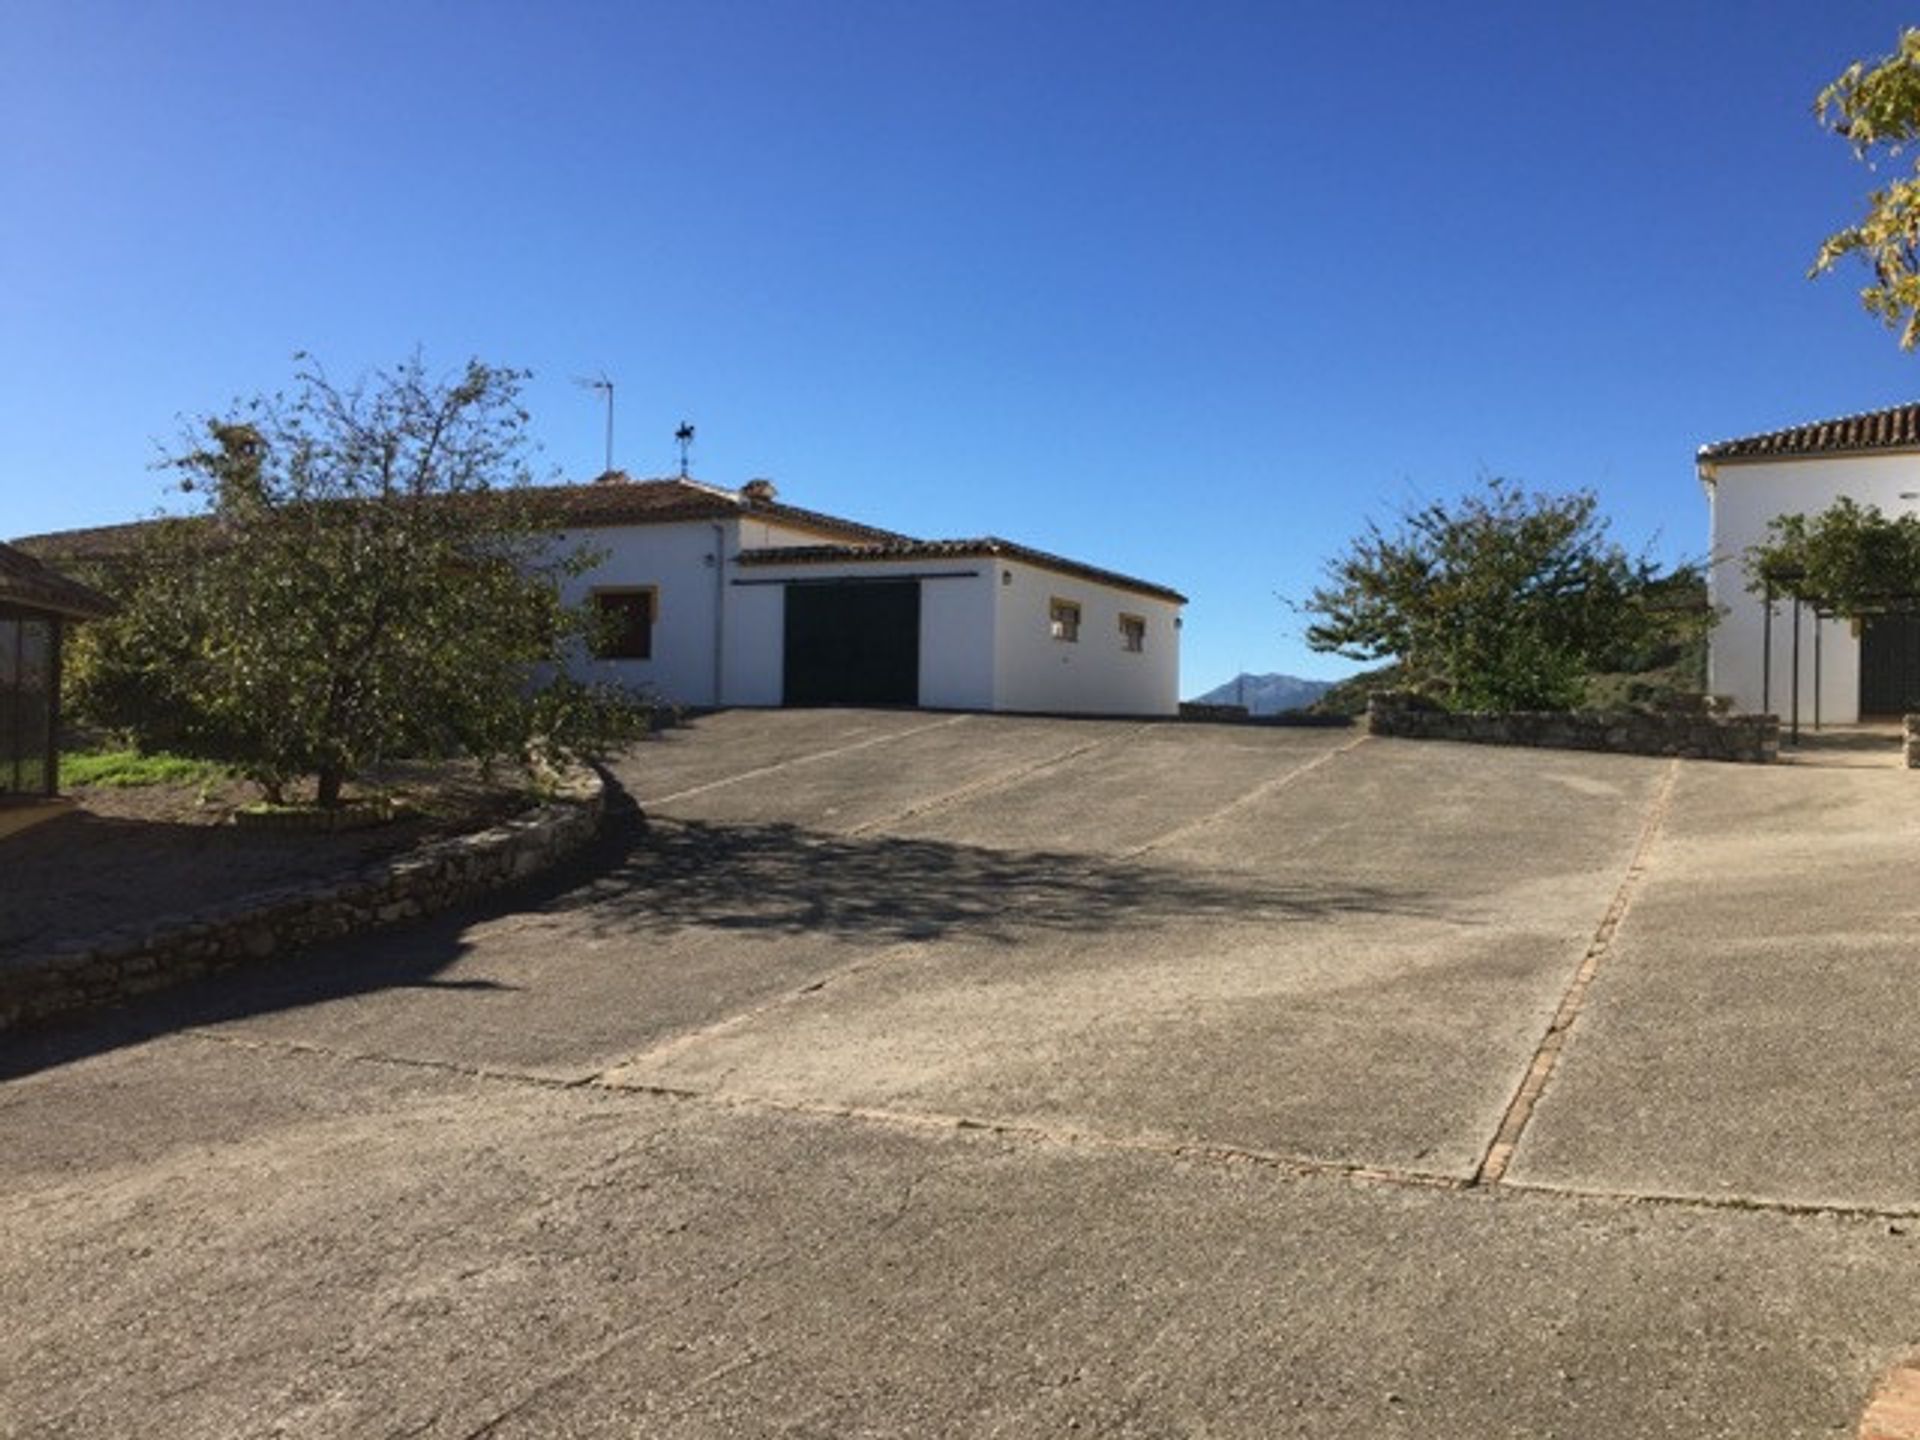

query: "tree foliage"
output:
1743 496 1920 616
67 354 644 805
1811 29 1920 348
1303 478 1689 712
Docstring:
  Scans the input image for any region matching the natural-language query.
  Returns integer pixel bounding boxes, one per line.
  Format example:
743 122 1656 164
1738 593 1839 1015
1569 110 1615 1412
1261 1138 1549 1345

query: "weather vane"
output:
675 422 695 479
573 374 614 476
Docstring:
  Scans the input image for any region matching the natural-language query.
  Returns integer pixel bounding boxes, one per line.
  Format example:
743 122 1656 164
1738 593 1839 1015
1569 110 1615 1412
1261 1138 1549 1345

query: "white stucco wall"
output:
1705 450 1920 722
989 559 1180 715
553 519 730 707
723 557 998 709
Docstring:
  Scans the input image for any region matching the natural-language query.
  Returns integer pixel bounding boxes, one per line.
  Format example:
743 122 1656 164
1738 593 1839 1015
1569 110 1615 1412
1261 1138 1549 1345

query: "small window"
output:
1119 614 1146 652
592 587 655 659
1049 598 1081 643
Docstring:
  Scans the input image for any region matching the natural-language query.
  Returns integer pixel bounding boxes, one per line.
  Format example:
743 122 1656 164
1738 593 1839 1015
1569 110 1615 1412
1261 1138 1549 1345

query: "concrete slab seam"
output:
170 1025 1920 1225
592 1076 1470 1193
642 713 973 807
844 721 1164 836
1498 1176 1920 1225
589 939 925 1074
1472 758 1682 1187
1121 730 1373 858
617 1083 1920 1223
178 1027 595 1092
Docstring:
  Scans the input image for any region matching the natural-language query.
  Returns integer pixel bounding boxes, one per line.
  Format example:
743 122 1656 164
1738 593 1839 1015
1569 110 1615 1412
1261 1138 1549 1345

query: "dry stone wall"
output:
1177 701 1250 722
0 768 606 1032
1367 694 1779 764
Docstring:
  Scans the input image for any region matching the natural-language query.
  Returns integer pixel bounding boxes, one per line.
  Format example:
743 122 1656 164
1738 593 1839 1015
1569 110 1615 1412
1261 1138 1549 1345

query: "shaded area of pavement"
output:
0 762 537 959
0 781 652 1083
5 710 1920 1438
577 812 1432 942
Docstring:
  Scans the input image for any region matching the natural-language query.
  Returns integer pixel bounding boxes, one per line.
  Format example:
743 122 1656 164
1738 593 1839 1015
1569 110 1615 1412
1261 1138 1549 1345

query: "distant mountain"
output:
1189 672 1335 715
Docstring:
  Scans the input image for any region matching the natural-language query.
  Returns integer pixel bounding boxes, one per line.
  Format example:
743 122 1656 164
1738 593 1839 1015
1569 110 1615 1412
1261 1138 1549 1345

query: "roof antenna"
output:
573 374 615 476
675 421 695 479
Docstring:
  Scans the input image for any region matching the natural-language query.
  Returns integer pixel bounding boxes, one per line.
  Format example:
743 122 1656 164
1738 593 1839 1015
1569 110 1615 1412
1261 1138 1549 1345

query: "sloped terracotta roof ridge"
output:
11 476 911 559
1698 400 1920 461
522 473 913 543
0 539 114 618
735 537 1187 604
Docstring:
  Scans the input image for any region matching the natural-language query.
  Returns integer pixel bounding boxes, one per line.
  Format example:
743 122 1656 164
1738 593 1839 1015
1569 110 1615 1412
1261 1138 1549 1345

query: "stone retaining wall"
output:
1177 703 1353 729
1367 694 1779 763
0 767 606 1033
1178 701 1250 722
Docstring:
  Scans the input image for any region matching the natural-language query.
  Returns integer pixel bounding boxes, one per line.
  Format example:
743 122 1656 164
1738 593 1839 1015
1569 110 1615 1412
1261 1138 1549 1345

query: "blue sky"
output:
5 1 1919 696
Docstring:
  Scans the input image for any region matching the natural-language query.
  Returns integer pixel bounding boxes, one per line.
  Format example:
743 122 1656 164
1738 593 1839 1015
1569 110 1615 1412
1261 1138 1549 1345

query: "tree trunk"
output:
316 767 345 809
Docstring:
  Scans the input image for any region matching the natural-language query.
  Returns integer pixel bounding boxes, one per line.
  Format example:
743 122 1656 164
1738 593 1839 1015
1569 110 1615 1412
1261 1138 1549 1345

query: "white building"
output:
1699 402 1920 723
546 475 1184 714
13 473 1186 716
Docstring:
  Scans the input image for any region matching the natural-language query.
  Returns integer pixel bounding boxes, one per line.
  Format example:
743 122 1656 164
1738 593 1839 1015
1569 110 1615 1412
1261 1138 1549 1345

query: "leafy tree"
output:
1811 29 1920 347
1743 496 1920 616
68 354 643 805
1303 478 1685 711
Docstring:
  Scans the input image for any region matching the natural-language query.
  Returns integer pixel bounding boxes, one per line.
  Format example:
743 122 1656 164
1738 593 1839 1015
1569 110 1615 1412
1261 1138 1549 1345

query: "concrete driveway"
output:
4 710 1919 1438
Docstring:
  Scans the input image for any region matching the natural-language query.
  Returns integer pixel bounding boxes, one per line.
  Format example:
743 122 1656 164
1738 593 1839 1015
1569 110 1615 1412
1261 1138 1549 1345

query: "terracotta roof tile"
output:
1698 401 1920 461
11 477 913 560
736 538 1187 604
10 517 184 563
0 540 113 618
11 479 1178 604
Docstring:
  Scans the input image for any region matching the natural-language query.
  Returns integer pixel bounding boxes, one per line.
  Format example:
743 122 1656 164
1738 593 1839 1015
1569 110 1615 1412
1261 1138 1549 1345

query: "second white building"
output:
1700 401 1920 723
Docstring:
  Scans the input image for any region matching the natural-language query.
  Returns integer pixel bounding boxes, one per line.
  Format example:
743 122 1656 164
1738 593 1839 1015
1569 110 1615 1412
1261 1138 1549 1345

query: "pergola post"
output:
1762 582 1773 716
1814 611 1822 732
1791 595 1802 746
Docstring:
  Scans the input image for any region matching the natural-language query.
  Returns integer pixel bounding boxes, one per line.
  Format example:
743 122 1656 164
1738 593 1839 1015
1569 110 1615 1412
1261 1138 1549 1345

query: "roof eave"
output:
1695 442 1920 466
735 542 1187 606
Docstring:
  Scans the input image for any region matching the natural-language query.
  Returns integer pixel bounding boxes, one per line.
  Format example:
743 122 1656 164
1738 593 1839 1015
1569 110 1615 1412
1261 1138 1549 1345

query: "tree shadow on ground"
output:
1 778 1436 1081
555 811 1438 946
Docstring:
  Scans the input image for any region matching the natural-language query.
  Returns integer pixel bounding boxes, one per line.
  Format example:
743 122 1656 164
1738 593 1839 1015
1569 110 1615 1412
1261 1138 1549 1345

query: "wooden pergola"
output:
1757 568 1920 744
0 541 112 798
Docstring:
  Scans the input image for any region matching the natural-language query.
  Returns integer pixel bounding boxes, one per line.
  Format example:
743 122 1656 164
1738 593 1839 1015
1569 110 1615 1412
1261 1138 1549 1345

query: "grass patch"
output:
63 749 232 788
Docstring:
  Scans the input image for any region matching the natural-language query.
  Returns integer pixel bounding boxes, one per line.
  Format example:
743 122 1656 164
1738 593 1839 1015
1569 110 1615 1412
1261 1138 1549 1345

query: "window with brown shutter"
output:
592 587 656 659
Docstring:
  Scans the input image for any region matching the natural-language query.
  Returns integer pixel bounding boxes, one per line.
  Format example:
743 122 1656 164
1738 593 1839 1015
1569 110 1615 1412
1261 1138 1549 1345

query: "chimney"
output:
592 469 631 485
740 478 778 505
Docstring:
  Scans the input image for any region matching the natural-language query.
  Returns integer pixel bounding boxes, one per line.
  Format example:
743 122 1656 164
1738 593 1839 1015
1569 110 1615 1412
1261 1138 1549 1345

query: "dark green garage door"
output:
1861 613 1920 715
783 581 921 707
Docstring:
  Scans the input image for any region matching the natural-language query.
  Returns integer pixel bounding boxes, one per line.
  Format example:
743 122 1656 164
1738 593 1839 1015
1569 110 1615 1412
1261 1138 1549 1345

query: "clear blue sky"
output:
5 1 1919 696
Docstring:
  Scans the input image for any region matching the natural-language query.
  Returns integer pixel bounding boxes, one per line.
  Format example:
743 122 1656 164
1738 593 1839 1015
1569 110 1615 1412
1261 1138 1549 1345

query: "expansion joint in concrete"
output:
1122 730 1372 858
593 941 925 1076
179 1022 1920 1226
845 721 1163 836
176 1027 591 1092
641 713 973 808
1471 758 1682 1187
